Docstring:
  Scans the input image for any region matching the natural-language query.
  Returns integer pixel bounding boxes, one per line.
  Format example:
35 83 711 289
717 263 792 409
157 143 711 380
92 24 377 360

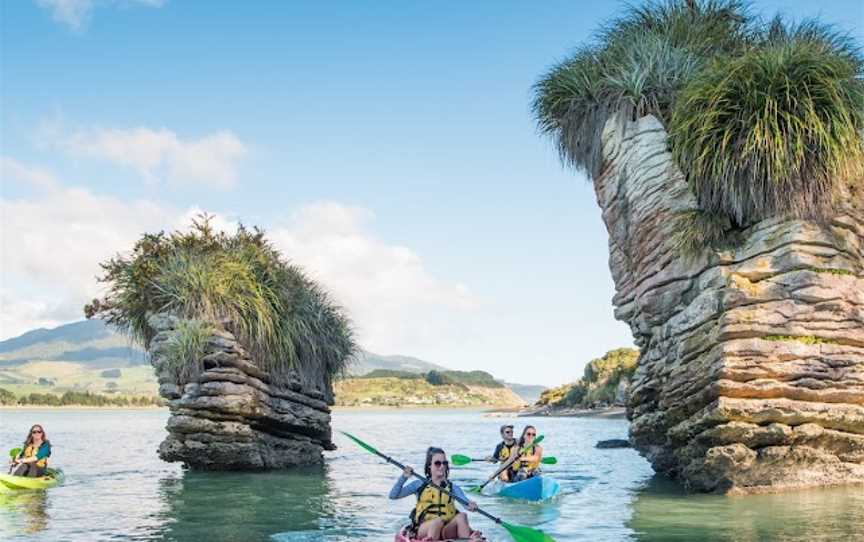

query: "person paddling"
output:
9 424 51 477
514 425 543 481
389 446 482 541
486 424 519 482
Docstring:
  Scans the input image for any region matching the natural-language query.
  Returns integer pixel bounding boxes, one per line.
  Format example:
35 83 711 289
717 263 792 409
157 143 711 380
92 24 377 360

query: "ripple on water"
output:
2 409 862 541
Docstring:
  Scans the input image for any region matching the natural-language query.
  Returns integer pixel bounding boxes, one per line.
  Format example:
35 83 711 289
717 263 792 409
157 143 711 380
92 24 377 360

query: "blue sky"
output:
2 1 862 386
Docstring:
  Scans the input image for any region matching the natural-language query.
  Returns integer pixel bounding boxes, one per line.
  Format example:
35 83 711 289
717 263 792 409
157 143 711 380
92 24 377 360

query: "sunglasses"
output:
31 430 43 434
432 460 449 467
525 432 536 436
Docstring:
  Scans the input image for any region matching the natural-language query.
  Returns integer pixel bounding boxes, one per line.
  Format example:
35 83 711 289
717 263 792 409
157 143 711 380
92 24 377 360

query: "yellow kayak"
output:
0 468 64 492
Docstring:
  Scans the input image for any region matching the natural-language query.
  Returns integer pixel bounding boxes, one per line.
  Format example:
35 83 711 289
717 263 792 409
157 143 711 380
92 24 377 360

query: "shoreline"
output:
516 406 627 419
333 404 522 411
0 405 166 410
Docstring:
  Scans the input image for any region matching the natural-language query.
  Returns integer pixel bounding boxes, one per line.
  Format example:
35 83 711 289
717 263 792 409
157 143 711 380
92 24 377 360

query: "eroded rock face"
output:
148 313 335 470
596 115 864 493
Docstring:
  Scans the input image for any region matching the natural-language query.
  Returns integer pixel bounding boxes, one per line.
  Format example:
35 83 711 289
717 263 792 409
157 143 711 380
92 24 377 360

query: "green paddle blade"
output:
451 454 472 466
9 447 21 459
339 431 379 456
502 521 557 542
541 456 557 465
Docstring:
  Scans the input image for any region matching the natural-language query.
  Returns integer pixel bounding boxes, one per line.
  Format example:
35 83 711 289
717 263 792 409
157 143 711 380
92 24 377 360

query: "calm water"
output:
1 408 862 541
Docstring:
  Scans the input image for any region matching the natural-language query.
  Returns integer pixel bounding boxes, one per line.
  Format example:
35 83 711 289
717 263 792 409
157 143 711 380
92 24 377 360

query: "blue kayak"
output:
493 476 560 502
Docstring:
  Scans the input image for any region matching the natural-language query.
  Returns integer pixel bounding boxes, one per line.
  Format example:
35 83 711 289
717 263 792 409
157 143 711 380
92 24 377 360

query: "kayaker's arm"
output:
36 443 51 460
388 475 423 499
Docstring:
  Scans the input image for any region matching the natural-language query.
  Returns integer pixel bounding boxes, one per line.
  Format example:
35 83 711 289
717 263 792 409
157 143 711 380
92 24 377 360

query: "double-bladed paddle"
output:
451 455 557 467
340 431 556 542
469 435 544 493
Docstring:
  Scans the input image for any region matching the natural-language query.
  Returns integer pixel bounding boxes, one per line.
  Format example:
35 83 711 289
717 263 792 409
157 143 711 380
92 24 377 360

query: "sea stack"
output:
532 1 864 493
85 217 356 470
597 115 864 494
148 313 336 469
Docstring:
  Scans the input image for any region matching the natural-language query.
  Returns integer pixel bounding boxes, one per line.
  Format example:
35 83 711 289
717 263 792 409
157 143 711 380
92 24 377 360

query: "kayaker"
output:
389 446 482 541
486 424 519 482
10 424 51 477
514 425 542 481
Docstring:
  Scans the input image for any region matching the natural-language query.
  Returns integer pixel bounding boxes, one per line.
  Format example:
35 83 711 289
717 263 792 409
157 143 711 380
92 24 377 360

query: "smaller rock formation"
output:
149 314 335 470
596 439 632 449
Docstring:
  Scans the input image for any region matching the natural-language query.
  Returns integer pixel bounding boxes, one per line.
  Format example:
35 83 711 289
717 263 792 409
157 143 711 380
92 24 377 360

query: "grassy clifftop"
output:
536 348 638 409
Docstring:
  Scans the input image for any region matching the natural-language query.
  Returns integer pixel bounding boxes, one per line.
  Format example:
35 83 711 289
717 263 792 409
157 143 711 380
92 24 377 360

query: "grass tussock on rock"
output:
533 0 864 235
85 215 357 384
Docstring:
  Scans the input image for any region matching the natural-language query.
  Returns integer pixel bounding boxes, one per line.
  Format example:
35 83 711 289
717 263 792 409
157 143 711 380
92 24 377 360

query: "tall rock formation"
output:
596 115 864 494
148 313 335 470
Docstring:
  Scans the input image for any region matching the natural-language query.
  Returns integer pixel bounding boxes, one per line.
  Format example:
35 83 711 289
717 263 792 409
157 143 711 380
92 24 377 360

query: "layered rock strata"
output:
148 314 335 470
596 115 864 493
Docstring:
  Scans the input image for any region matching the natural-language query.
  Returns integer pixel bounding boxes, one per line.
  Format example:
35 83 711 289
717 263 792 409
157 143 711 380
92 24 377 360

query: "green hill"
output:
0 321 544 405
347 351 448 375
536 348 639 410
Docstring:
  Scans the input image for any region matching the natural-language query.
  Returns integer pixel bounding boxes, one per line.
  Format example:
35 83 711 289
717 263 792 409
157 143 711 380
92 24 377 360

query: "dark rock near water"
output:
596 439 631 449
148 313 334 470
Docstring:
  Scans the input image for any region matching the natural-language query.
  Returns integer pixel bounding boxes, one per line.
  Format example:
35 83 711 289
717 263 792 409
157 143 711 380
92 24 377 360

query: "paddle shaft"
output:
461 457 556 464
367 446 504 525
478 436 543 492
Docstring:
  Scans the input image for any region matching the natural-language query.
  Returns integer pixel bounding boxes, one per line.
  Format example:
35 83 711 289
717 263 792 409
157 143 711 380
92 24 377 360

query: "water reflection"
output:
629 475 864 542
0 490 50 536
155 466 339 542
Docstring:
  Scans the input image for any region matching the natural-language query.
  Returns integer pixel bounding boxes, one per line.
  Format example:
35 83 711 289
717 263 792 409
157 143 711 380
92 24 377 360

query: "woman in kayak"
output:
390 446 481 541
514 425 542 481
10 424 51 477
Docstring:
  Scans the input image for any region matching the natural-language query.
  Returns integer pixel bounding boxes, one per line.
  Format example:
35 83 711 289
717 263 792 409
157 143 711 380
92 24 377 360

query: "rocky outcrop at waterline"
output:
596 115 864 494
148 314 335 470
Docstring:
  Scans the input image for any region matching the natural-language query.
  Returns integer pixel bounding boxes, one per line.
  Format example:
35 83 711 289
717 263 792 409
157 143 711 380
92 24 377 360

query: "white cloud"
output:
0 161 477 355
0 156 58 191
0 158 175 338
268 202 478 355
36 0 166 32
45 125 247 188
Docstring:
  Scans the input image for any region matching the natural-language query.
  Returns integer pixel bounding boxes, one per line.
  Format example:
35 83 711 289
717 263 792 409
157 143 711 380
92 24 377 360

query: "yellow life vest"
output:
412 481 457 525
24 444 48 469
520 446 540 474
495 441 517 462
496 442 520 479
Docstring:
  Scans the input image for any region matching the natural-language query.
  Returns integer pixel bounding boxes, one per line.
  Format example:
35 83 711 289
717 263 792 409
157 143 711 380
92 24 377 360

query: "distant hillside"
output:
347 351 448 376
506 383 547 405
334 376 526 408
0 320 153 398
0 320 146 368
0 320 542 405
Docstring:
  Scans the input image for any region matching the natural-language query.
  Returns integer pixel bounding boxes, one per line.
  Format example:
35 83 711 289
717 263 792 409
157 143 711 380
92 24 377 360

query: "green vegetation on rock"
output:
536 348 639 409
84 215 357 383
763 335 839 345
533 0 863 239
810 268 855 276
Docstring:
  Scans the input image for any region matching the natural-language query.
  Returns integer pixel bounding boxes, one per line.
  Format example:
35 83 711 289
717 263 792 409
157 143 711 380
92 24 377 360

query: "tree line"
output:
0 388 163 407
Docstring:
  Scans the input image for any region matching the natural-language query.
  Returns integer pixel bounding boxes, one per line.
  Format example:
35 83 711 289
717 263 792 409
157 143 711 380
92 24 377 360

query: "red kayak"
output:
394 527 486 542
